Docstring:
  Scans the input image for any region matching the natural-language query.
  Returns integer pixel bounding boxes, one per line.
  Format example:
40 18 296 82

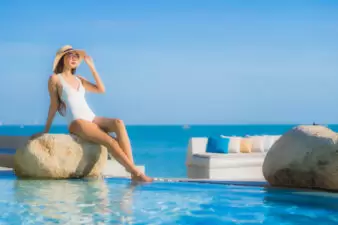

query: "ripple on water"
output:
0 177 338 224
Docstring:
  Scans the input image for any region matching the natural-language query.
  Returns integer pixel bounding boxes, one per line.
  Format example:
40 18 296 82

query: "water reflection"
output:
262 187 338 224
8 177 338 225
13 178 136 224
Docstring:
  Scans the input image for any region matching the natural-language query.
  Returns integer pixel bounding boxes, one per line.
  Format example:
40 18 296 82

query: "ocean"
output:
1 124 337 178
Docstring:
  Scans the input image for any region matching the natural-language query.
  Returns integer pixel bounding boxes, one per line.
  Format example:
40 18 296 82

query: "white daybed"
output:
186 135 280 181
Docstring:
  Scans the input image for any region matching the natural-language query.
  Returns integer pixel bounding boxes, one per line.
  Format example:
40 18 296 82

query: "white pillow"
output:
220 135 241 153
264 135 282 152
250 135 266 153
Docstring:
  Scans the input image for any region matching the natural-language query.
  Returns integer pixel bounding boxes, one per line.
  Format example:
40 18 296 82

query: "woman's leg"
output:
93 117 134 164
69 119 153 182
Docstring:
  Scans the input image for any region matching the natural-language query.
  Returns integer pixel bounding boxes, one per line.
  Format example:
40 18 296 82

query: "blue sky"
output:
0 0 338 125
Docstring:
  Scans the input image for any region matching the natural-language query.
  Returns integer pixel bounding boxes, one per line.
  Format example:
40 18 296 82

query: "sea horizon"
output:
0 123 337 178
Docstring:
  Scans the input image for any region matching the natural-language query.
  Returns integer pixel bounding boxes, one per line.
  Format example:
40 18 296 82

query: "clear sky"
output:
0 0 338 125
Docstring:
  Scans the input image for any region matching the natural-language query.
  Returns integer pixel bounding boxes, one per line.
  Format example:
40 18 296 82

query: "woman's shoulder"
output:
48 74 61 86
49 73 59 80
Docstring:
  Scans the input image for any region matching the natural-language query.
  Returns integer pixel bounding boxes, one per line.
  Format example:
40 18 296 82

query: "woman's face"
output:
64 51 80 69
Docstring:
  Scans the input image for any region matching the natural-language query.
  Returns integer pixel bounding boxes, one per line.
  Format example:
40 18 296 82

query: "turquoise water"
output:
1 124 338 178
0 172 338 224
1 125 338 224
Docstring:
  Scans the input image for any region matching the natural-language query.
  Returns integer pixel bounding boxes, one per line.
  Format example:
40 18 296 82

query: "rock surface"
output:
262 125 338 191
14 134 108 179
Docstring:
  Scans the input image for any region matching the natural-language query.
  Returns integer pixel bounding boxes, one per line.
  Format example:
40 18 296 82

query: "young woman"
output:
31 45 153 183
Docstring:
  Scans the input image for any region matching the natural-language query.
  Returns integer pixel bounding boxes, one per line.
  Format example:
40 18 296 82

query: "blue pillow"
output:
206 136 230 154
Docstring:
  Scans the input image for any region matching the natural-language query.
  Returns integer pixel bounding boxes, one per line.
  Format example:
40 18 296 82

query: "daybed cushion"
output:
206 136 230 154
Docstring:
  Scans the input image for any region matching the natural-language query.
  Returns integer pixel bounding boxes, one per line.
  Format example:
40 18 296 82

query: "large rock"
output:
262 125 338 191
14 134 108 179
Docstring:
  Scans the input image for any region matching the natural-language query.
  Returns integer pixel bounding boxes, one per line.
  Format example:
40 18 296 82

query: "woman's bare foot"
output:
132 173 154 183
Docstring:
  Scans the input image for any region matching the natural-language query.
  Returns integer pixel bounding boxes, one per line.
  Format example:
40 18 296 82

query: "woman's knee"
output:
111 118 125 130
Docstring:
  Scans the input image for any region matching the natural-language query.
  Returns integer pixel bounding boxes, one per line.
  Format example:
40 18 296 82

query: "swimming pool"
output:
0 171 338 224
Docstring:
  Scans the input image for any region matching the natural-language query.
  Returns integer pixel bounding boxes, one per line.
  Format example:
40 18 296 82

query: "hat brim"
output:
53 49 86 72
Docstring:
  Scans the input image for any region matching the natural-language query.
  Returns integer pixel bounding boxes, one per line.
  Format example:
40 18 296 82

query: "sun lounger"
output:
186 135 280 181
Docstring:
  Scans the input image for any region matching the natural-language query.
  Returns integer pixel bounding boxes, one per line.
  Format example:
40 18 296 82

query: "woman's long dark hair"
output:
53 55 77 117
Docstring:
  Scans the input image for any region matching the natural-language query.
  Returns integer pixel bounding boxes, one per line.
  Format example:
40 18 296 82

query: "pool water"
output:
0 172 338 224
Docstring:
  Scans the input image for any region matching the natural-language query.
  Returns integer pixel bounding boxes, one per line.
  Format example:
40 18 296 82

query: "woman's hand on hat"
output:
83 54 103 86
84 55 95 69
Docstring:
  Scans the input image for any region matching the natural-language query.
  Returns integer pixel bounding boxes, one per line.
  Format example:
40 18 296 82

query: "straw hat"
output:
52 45 86 72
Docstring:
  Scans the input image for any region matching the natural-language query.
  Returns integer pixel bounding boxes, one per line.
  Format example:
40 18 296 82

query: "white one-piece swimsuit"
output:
58 73 96 127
